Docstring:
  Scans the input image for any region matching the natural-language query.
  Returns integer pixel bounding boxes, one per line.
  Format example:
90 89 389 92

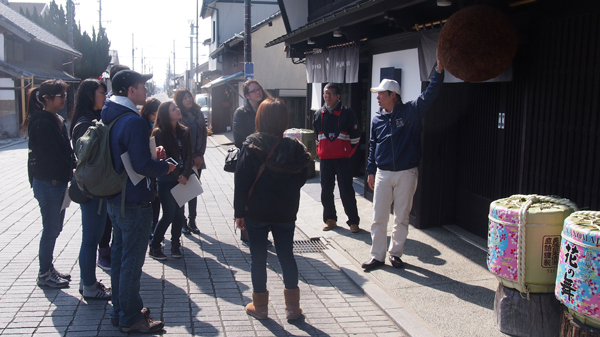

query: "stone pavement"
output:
0 139 405 337
210 132 509 337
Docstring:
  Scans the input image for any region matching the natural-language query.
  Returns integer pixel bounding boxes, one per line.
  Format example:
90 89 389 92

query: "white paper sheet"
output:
120 152 145 186
61 185 71 211
150 137 157 160
171 174 203 208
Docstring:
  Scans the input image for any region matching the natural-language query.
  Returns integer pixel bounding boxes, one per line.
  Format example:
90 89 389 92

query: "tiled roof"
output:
0 60 79 82
0 2 81 56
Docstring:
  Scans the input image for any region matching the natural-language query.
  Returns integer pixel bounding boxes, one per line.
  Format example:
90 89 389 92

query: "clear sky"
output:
12 0 212 88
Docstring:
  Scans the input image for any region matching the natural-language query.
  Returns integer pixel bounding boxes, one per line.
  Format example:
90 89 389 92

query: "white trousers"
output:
370 168 418 261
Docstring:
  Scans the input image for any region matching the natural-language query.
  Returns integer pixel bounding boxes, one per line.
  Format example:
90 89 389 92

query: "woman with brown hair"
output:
232 79 273 247
24 79 74 288
148 101 193 260
234 98 311 321
173 88 207 235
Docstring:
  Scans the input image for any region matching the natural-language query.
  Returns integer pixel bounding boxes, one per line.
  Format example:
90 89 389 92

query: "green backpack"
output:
74 113 135 212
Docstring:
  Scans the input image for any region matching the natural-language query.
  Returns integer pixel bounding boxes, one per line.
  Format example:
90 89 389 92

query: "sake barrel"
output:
487 195 577 294
555 211 600 329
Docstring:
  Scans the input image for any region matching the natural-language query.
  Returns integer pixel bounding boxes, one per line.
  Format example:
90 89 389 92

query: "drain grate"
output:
293 238 328 254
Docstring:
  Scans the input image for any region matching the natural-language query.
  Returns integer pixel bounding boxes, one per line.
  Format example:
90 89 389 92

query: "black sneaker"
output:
149 247 167 261
171 247 182 259
51 266 71 281
82 281 111 300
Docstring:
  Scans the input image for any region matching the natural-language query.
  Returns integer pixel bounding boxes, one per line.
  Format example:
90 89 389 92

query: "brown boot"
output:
246 291 269 319
284 288 303 321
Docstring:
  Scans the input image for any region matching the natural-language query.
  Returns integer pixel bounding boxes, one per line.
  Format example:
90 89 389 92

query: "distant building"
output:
0 2 81 137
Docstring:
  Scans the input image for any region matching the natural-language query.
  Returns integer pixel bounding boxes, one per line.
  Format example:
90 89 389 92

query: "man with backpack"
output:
101 70 175 334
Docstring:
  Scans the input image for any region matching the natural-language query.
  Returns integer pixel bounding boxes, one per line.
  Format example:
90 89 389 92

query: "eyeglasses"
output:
47 93 67 99
248 88 261 95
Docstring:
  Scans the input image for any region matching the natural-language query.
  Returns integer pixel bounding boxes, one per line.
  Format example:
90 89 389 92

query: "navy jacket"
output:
101 97 169 204
367 70 444 174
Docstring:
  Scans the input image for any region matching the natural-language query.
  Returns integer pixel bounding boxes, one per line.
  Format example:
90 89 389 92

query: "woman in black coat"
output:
234 98 311 321
24 79 74 289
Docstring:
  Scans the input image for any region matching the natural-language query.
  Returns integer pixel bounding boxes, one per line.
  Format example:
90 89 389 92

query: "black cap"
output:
112 70 153 95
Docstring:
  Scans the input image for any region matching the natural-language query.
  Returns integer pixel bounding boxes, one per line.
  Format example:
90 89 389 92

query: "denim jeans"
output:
246 219 298 293
79 199 107 286
151 180 184 250
107 201 152 327
33 178 67 274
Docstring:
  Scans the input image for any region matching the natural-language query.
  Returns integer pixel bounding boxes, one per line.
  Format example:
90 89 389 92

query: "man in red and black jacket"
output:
313 83 361 233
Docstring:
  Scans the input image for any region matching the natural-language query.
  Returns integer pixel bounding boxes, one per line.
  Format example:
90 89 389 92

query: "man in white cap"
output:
361 57 445 271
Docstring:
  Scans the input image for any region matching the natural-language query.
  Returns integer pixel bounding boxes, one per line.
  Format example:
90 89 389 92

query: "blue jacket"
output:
367 70 444 174
101 97 169 204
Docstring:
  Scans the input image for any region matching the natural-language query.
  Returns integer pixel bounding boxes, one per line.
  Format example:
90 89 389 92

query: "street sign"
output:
245 62 254 81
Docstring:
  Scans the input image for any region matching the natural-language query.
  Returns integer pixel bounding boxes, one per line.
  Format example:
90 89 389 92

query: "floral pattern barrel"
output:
555 211 600 329
487 195 576 293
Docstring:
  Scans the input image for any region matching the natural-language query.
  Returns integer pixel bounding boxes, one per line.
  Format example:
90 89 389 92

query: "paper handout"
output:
120 152 145 186
171 173 203 208
150 137 157 160
61 185 71 211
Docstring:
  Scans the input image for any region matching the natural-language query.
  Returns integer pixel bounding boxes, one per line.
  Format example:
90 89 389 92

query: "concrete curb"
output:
320 240 442 337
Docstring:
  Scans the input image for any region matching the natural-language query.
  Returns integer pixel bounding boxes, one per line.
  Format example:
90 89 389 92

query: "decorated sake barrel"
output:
487 195 577 294
555 211 600 329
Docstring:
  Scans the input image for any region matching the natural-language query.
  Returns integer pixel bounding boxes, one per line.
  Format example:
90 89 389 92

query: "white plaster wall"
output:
370 49 421 122
253 16 306 95
0 33 4 61
0 78 14 100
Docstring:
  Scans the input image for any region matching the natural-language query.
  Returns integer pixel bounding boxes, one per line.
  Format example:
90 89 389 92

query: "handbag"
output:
69 175 90 204
224 147 240 173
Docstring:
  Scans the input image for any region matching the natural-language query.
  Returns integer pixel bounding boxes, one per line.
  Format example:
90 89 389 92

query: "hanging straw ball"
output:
438 5 518 82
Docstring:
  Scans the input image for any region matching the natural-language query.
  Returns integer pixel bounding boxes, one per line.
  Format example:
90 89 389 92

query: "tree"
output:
21 1 111 79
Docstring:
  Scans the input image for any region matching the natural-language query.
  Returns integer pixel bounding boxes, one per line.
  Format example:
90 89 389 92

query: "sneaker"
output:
82 281 111 300
119 316 164 334
97 247 111 271
322 219 337 231
349 224 360 233
51 266 71 281
171 246 183 259
37 270 69 288
149 247 167 261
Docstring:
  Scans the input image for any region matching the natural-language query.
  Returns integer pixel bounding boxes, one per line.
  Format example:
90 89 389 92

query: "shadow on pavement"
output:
258 315 332 337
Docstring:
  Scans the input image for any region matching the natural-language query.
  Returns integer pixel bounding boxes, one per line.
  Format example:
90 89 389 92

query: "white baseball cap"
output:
370 79 401 95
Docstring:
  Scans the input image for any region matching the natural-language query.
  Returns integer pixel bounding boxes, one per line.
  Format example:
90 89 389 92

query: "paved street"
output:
0 139 405 337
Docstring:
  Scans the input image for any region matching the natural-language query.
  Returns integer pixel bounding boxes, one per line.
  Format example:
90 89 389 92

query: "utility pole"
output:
67 0 74 74
190 23 194 91
195 0 199 93
98 0 102 33
173 40 176 86
132 34 135 70
244 0 253 80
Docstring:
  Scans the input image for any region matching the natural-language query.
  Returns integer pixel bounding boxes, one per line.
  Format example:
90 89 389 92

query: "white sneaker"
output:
82 281 111 300
37 270 69 288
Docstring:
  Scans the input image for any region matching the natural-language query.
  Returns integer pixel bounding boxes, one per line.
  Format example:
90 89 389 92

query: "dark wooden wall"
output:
415 5 600 238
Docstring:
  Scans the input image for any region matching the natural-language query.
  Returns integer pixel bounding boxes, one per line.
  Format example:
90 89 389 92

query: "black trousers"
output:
320 158 360 226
